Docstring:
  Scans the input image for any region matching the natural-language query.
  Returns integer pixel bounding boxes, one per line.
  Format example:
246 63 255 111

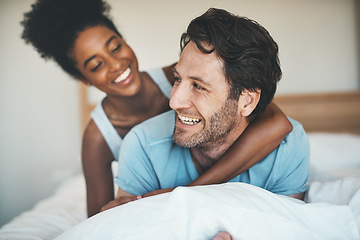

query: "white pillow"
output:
308 133 360 182
56 182 358 240
307 177 360 231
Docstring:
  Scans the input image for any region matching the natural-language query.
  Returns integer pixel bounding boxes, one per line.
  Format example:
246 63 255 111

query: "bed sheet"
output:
0 132 359 240
0 175 87 240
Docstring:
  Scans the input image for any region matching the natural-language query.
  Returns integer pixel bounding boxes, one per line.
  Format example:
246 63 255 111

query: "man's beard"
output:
173 99 239 149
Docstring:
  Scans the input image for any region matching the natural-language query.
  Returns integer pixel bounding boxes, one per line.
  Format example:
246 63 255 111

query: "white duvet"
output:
0 132 359 240
55 180 360 240
50 133 360 240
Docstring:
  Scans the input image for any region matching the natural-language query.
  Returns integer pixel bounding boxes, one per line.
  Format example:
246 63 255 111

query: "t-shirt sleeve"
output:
271 122 310 196
114 127 160 196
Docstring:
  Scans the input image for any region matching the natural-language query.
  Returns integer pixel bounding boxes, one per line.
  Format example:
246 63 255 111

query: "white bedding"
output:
0 132 359 240
55 181 359 240
0 175 86 240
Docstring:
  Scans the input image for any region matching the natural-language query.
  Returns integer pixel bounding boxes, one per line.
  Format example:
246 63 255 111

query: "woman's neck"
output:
103 71 169 125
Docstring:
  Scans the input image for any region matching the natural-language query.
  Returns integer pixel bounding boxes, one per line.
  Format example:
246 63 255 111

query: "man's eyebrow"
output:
172 67 211 87
83 35 118 69
191 76 211 87
172 67 179 75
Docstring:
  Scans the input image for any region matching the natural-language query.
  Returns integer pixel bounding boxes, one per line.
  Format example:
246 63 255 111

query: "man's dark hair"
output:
180 8 282 120
21 0 122 79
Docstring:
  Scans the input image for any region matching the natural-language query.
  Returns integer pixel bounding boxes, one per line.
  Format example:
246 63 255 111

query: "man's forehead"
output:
177 42 223 72
181 41 216 60
174 48 227 92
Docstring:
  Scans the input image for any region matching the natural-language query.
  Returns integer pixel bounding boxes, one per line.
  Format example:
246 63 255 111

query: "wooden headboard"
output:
273 91 360 135
79 82 360 135
79 83 95 133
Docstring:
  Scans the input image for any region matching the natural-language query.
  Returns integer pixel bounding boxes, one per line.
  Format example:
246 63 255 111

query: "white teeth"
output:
114 67 131 83
178 115 201 125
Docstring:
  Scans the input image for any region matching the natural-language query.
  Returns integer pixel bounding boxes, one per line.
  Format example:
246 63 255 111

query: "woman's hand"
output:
100 188 174 212
100 195 143 212
143 188 174 197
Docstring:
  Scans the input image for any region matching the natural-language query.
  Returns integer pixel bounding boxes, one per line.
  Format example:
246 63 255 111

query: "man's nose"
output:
169 82 192 110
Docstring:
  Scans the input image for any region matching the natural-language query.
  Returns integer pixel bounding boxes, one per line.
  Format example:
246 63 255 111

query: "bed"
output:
0 90 359 240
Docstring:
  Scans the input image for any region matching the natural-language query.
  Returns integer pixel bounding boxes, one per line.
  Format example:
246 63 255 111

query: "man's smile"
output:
178 114 202 125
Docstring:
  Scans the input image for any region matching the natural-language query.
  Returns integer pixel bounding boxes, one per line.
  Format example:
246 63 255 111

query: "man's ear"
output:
239 89 261 117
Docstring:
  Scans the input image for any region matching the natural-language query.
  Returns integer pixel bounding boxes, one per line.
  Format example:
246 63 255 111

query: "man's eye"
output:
173 76 181 84
193 82 205 90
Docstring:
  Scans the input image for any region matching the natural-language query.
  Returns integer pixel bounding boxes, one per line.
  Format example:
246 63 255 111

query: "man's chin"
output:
173 136 191 148
173 133 198 148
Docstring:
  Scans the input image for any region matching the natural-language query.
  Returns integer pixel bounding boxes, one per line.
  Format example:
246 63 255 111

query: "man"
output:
105 8 309 209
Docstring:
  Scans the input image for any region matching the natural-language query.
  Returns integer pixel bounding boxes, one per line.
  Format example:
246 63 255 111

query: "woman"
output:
21 0 292 217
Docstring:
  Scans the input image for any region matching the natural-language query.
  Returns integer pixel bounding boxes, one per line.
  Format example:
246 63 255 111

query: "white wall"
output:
0 0 358 227
0 1 81 226
109 0 359 94
88 0 359 102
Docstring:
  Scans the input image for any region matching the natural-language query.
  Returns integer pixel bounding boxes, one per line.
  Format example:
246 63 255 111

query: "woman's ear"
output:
77 76 91 86
239 89 261 117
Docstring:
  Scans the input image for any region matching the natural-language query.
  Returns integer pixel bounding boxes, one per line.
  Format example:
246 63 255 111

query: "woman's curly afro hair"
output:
21 0 121 78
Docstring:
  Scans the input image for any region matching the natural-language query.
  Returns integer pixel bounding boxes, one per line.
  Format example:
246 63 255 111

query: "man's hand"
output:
100 195 142 212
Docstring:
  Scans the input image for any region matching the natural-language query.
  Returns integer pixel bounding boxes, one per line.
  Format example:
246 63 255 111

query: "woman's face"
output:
72 25 141 97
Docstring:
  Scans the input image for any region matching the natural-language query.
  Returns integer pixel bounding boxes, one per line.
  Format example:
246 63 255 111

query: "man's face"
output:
170 41 240 149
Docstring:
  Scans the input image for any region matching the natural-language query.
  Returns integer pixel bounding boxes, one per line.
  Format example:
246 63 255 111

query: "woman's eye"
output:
91 62 103 72
112 44 122 53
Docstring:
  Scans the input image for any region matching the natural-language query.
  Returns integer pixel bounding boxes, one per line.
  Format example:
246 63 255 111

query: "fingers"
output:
212 232 232 240
100 195 143 212
118 195 141 204
100 200 121 212
143 188 174 197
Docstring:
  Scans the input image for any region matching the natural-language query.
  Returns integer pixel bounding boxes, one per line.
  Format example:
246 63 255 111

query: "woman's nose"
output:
108 56 122 72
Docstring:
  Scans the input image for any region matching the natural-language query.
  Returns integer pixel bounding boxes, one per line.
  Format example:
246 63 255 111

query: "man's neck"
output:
190 120 249 175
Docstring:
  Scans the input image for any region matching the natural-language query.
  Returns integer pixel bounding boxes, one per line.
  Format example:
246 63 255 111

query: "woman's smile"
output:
113 67 132 85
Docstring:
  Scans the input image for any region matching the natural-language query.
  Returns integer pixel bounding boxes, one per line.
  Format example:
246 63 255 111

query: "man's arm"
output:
114 124 162 195
271 119 310 199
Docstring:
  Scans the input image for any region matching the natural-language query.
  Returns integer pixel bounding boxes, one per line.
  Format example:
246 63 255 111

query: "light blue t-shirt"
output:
115 110 310 196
